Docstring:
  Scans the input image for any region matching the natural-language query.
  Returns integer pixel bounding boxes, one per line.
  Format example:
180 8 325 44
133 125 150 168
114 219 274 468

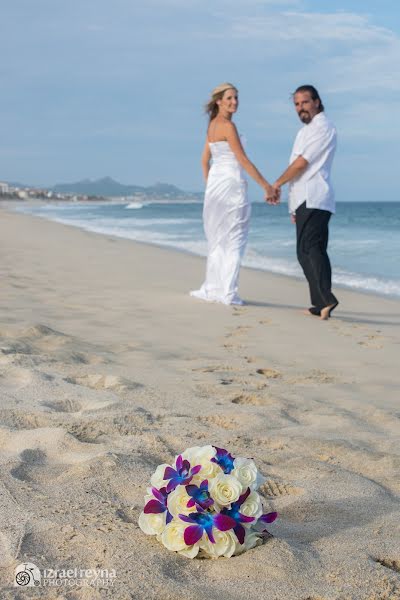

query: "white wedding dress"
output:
190 137 251 305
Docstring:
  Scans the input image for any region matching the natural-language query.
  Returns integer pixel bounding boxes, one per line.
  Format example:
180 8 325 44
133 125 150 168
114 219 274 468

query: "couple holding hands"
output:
190 82 339 320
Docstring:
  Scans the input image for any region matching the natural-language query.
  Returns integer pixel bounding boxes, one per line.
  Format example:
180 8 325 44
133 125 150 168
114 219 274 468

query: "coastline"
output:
0 208 399 599
6 199 400 301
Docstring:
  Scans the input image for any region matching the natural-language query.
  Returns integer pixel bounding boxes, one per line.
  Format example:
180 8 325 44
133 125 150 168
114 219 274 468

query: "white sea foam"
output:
333 269 400 297
126 202 143 209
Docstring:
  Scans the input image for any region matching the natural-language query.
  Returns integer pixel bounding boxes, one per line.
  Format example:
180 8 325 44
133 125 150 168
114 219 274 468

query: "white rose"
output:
159 520 199 558
240 491 263 521
243 530 263 551
150 463 171 489
167 486 197 517
234 530 263 555
178 545 200 559
209 473 242 507
191 462 221 486
138 511 166 536
199 529 238 558
232 457 259 491
181 445 215 464
180 446 220 486
181 445 217 474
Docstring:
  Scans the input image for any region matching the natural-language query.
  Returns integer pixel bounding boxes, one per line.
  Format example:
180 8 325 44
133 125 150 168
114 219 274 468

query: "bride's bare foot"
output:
320 302 338 320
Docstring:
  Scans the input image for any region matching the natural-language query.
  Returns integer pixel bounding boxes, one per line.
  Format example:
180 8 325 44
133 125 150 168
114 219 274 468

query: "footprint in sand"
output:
11 448 47 482
256 368 282 379
259 479 304 498
287 369 336 385
0 409 51 430
198 415 240 430
4 429 105 485
358 334 385 349
1 324 108 366
223 342 244 350
68 422 111 444
225 325 251 339
219 378 235 385
192 365 234 373
372 557 400 573
0 341 34 355
0 366 33 389
243 355 257 364
43 399 83 413
232 307 248 316
24 324 67 343
65 374 142 394
231 393 270 406
68 409 157 443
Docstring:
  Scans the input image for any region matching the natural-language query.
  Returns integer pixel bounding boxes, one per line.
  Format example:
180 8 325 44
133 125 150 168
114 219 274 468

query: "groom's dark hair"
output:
293 85 324 112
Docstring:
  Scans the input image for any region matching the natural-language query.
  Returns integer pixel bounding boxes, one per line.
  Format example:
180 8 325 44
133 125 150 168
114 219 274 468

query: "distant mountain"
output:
52 176 200 198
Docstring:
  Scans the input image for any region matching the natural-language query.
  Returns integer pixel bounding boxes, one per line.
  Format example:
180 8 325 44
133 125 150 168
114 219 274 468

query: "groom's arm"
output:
273 155 308 188
272 156 309 220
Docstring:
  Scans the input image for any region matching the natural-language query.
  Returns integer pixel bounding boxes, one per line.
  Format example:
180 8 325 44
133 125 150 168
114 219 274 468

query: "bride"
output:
190 82 279 306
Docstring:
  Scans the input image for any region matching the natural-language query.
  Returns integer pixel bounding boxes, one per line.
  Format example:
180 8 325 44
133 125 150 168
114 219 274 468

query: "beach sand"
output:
0 208 399 600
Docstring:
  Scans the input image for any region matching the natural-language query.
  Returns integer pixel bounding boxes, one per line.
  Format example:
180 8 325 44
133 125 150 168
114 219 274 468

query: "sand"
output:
0 207 399 600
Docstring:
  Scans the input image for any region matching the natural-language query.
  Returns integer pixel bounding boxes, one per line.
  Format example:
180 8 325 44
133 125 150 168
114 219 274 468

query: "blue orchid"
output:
255 510 278 537
143 487 173 524
220 488 256 544
211 446 235 474
163 454 201 493
185 480 214 510
179 510 237 545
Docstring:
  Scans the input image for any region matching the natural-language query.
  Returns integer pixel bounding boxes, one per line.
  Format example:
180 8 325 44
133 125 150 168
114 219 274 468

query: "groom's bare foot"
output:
320 302 338 320
302 307 321 317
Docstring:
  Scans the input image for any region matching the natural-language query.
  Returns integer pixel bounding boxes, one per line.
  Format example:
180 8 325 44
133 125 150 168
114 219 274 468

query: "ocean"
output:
16 200 400 298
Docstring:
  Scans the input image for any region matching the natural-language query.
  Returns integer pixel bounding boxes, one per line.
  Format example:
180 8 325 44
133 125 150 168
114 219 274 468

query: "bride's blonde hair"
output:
205 82 238 121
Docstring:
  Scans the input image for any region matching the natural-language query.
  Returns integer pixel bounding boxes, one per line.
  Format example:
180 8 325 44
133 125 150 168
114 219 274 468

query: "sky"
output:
1 0 399 201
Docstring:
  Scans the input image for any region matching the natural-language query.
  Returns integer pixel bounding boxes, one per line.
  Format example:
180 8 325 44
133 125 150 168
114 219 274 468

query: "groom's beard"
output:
299 111 312 124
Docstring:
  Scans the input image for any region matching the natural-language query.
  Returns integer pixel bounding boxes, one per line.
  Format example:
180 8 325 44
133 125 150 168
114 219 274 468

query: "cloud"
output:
207 10 400 95
226 11 396 43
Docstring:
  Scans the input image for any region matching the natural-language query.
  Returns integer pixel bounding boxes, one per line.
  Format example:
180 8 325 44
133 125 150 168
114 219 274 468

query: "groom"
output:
271 85 339 320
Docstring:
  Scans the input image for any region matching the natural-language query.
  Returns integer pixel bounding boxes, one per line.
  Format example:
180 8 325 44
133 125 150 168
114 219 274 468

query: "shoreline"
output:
5 201 400 303
0 209 399 599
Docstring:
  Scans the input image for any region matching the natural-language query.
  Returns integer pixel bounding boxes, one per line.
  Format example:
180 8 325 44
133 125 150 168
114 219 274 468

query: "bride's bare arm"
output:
225 122 275 197
201 140 211 181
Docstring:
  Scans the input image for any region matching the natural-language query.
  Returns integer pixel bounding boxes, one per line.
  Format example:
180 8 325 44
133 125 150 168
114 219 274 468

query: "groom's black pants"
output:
296 201 337 310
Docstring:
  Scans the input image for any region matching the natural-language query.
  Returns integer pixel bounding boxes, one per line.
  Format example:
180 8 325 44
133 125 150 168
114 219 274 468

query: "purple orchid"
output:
163 454 201 493
143 487 173 524
186 480 214 510
211 446 235 474
220 488 256 544
259 511 278 524
179 510 237 545
256 511 278 536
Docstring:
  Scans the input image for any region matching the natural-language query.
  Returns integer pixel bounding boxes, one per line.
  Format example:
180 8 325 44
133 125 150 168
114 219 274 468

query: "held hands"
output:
265 183 281 205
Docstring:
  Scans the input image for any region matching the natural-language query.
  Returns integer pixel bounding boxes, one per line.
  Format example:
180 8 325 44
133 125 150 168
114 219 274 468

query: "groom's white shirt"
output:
288 112 337 214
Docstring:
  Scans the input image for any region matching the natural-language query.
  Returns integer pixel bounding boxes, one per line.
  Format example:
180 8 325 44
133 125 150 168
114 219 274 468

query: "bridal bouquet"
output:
138 445 277 558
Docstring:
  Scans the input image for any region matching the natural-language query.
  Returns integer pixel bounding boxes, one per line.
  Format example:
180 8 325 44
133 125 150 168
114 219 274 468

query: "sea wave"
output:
125 202 143 209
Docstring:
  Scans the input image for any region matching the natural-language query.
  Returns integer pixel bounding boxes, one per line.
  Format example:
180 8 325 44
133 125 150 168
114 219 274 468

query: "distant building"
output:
0 182 9 194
